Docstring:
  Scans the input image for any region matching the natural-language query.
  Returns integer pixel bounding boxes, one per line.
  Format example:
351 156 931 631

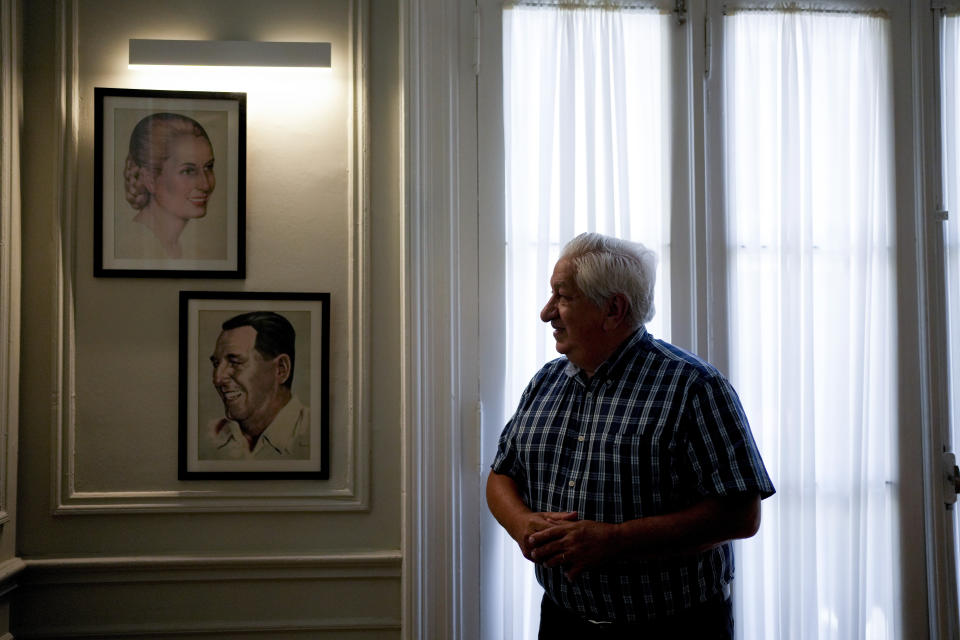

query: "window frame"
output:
925 3 960 638
709 5 939 639
401 1 959 638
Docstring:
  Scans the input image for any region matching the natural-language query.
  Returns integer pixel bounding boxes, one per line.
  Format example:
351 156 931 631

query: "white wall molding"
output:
0 557 24 585
50 0 80 516
402 0 480 638
18 618 401 639
48 0 373 514
23 550 401 584
0 556 25 602
0 0 22 533
912 3 956 639
18 552 401 638
0 8 24 639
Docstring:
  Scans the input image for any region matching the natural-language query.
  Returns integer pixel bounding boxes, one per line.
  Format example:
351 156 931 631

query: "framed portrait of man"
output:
94 88 246 278
179 291 330 479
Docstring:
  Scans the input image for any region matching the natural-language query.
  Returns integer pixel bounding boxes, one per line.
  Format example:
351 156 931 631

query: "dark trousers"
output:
538 592 734 640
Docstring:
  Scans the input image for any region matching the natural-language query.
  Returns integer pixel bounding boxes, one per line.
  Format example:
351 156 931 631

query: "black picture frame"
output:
94 88 246 278
179 291 330 480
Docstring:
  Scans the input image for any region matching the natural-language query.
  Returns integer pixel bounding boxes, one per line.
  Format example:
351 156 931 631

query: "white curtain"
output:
941 14 960 620
725 11 898 640
496 5 672 638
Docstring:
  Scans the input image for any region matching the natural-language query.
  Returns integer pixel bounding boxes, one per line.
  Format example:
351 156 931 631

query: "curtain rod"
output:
503 1 668 11
724 4 889 18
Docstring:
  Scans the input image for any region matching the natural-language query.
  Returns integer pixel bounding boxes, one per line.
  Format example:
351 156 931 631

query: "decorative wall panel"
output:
48 0 371 514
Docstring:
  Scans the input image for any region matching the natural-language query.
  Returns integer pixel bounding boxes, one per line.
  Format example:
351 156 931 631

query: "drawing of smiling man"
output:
205 311 310 460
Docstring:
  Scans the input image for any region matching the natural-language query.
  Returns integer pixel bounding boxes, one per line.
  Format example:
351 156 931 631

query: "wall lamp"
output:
129 39 332 68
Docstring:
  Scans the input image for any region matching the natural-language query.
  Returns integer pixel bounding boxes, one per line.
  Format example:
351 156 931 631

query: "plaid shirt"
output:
492 328 775 622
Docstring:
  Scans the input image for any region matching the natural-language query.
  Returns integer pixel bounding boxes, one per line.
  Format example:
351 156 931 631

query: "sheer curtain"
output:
725 10 898 640
941 14 960 619
495 4 672 638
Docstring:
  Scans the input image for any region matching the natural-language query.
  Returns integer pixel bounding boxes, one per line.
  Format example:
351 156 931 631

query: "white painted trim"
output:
349 0 373 516
23 551 400 583
916 4 960 640
0 557 24 584
0 0 28 616
50 0 80 520
19 552 401 638
52 491 368 514
48 0 372 514
702 1 731 371
889 2 943 637
0 556 24 600
0 0 22 532
18 618 401 638
402 0 480 638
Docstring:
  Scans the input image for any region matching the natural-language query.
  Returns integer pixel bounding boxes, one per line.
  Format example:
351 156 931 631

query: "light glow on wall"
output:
123 64 339 119
115 41 349 233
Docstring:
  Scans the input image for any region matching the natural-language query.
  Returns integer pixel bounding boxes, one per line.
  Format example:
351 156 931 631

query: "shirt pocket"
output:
594 406 684 521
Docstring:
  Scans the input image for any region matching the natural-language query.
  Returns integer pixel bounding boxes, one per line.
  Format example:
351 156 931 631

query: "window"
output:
725 9 898 639
475 2 937 639
493 4 676 637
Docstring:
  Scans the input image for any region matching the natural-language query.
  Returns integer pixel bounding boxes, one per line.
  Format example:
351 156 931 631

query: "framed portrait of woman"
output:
94 88 246 278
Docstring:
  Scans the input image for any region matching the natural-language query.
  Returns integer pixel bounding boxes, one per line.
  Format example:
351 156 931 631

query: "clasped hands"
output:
515 511 619 582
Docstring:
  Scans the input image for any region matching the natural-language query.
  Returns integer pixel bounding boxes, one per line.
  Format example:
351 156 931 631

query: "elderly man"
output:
487 233 774 639
205 311 310 460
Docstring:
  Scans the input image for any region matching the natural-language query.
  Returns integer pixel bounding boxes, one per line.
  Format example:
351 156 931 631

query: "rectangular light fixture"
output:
129 39 331 68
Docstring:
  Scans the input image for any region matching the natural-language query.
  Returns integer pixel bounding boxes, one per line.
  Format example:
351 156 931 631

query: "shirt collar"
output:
563 327 648 383
213 395 305 455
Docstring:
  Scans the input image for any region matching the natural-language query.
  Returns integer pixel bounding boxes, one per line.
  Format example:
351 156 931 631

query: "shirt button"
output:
568 480 575 487
578 436 585 442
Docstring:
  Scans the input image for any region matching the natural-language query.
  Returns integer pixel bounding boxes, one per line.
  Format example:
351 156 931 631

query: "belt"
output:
584 582 732 626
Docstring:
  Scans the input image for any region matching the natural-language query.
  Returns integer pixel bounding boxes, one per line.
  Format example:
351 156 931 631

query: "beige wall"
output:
16 0 402 636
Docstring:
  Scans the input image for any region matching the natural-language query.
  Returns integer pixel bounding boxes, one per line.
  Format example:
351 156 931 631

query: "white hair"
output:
559 232 657 328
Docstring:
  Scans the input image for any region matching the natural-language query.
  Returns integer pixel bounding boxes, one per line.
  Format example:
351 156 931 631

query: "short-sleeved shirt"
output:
492 328 775 622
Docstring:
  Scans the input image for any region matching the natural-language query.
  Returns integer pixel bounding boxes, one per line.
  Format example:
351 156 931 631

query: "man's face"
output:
540 258 607 371
211 325 282 426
